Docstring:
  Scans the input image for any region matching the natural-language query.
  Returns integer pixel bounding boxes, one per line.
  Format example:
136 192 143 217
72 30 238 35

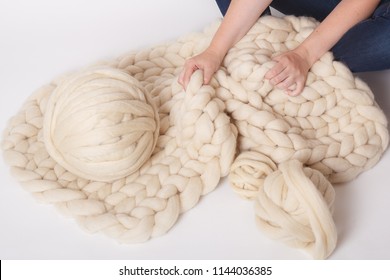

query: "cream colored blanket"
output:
2 16 388 259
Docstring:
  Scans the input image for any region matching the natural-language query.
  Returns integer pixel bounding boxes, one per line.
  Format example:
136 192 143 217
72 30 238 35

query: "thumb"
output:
202 66 214 85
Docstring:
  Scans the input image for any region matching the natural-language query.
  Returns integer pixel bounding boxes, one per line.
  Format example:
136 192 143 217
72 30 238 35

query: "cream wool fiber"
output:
2 16 388 259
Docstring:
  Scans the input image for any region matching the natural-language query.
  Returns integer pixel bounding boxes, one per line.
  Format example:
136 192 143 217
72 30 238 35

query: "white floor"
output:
1 0 389 260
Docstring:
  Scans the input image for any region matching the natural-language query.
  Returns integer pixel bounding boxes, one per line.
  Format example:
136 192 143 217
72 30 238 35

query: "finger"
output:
286 81 305 96
178 69 185 86
270 70 290 87
178 64 190 87
265 61 286 80
181 62 198 90
203 66 214 85
276 76 295 90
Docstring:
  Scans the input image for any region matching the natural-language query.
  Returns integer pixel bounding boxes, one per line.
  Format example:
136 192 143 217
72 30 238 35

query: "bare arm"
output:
206 0 272 59
179 0 272 88
266 0 381 96
299 0 380 65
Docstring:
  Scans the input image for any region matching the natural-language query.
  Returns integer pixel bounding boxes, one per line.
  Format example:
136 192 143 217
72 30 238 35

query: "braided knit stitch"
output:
2 16 388 258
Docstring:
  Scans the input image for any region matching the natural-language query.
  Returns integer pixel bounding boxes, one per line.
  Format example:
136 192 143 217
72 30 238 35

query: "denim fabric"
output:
214 0 390 72
215 0 232 16
330 2 390 72
215 0 271 16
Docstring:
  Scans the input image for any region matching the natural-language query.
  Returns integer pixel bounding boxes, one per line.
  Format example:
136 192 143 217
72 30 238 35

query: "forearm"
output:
297 0 380 66
208 0 272 59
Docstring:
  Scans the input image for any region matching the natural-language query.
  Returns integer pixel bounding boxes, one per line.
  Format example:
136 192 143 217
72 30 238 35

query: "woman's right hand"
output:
178 48 224 90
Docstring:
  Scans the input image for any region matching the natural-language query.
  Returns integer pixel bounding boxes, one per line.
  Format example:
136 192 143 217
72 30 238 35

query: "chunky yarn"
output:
230 152 336 259
2 16 388 258
44 68 160 182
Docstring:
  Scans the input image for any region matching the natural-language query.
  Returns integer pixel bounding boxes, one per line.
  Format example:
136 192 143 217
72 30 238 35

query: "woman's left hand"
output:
264 48 311 96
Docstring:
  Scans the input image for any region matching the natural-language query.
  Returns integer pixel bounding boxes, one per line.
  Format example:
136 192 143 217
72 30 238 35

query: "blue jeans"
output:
215 0 390 72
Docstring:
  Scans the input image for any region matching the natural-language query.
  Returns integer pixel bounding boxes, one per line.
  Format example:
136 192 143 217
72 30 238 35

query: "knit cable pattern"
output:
2 16 388 258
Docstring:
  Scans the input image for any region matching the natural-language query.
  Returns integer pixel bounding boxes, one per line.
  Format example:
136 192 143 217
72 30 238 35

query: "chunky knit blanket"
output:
2 16 388 259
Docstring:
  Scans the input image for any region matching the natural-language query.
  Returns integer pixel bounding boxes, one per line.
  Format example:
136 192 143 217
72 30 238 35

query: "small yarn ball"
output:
43 67 160 182
254 160 337 259
229 151 277 199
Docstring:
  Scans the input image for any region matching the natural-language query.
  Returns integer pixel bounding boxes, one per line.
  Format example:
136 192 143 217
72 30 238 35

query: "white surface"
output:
1 0 389 260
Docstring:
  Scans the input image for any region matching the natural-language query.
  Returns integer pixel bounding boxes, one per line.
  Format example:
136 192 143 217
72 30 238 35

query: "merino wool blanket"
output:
2 16 389 259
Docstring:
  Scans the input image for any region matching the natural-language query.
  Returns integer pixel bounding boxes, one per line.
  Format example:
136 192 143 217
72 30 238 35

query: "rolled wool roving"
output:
2 15 388 259
43 68 160 182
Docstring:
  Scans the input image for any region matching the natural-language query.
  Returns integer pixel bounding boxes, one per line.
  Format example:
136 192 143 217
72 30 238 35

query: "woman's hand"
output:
264 47 311 96
179 48 224 90
264 0 380 97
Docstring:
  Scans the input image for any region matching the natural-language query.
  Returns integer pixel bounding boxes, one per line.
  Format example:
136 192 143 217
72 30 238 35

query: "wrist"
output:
205 45 226 64
294 44 318 68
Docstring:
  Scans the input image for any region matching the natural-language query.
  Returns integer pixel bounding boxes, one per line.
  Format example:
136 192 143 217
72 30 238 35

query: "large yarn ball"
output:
43 67 160 182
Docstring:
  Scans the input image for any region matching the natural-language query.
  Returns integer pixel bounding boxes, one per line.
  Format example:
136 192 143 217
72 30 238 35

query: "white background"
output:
1 0 390 260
